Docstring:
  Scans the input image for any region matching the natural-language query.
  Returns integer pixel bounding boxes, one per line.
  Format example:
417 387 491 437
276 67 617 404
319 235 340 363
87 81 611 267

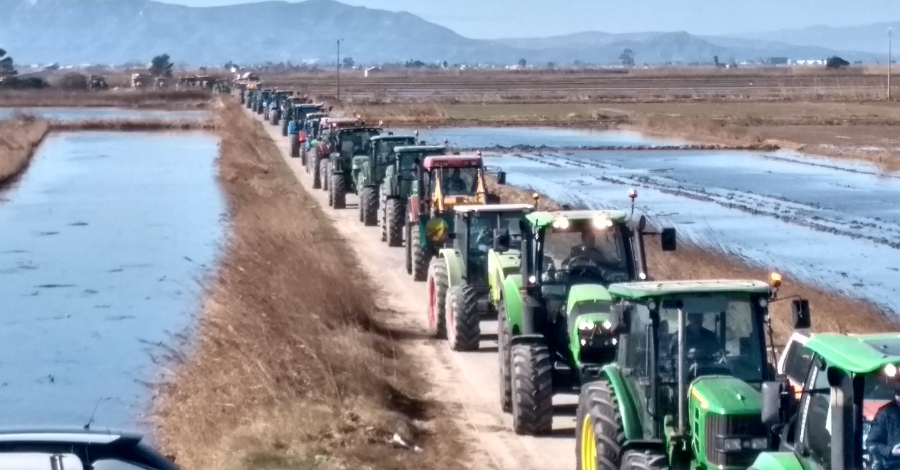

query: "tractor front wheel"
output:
312 158 322 188
281 119 288 136
427 258 448 339
412 241 431 282
302 147 308 168
380 191 388 241
405 223 412 274
575 381 625 470
320 161 330 192
511 342 553 435
498 304 512 412
622 451 668 470
361 187 379 226
386 199 404 247
290 139 299 158
332 174 347 209
447 284 481 351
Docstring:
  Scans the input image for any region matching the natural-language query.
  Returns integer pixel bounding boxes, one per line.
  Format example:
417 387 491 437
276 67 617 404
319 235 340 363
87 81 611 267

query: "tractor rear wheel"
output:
272 112 279 126
412 242 430 282
427 258 448 339
302 147 308 168
332 174 347 209
290 139 299 158
281 119 288 136
312 158 322 188
405 223 413 274
322 161 330 191
498 303 512 412
361 187 378 226
575 381 625 470
511 342 553 435
448 284 481 351
379 191 387 241
622 451 668 470
386 199 404 247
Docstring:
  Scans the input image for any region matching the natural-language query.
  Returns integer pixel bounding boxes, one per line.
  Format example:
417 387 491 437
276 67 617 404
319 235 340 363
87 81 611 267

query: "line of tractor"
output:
236 81 897 470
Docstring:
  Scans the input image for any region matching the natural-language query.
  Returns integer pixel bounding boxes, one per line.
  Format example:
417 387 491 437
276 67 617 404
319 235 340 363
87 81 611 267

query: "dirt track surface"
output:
247 109 575 470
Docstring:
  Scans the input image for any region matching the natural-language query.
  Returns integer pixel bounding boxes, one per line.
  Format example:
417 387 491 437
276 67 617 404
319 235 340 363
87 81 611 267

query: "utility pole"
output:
336 39 344 102
889 28 893 101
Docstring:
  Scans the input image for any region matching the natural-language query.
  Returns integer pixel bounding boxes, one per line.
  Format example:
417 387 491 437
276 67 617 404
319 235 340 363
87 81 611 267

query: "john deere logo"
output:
426 218 448 244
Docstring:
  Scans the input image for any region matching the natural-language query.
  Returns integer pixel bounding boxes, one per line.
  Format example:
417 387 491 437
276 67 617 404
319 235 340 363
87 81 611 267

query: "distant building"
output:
765 57 789 65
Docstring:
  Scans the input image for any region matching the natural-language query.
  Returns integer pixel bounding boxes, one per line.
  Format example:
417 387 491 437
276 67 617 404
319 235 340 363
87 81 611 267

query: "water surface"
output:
0 107 209 121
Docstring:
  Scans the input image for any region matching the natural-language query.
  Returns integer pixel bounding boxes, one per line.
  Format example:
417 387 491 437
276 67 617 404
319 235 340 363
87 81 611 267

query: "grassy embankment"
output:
0 89 211 109
487 178 899 345
0 115 50 188
152 101 464 470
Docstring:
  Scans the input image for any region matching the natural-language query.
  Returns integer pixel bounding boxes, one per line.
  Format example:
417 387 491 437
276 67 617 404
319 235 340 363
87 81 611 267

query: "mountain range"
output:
0 0 891 66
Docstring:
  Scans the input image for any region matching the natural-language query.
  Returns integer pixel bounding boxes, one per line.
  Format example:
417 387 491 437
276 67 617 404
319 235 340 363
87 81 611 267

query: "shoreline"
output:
0 116 50 189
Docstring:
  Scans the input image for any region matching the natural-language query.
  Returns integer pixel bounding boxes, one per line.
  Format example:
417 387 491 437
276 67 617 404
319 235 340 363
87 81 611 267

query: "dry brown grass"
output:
0 115 50 187
48 119 216 132
486 177 900 347
152 101 465 470
0 89 211 109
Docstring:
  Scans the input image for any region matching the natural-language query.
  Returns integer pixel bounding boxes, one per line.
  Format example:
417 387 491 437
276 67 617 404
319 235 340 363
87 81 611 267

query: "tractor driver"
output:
867 380 900 470
564 230 611 268
445 168 469 194
668 312 722 359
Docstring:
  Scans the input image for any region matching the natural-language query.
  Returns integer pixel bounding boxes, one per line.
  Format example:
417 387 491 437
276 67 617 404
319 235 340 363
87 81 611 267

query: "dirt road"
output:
247 109 576 470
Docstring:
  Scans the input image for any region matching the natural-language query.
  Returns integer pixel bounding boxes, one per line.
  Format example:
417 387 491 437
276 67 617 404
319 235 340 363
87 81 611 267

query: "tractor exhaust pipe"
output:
677 308 686 436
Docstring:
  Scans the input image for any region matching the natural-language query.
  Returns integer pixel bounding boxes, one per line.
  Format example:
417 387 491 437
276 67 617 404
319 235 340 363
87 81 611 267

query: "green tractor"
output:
574 279 789 469
379 145 449 247
353 133 418 226
492 207 678 433
326 125 383 209
752 329 900 470
406 152 499 282
426 203 534 351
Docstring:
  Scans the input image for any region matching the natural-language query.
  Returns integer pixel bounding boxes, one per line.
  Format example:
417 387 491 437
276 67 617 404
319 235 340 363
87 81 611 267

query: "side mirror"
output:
448 232 457 240
608 304 631 335
492 228 511 253
328 106 334 111
761 379 793 427
661 227 676 251
497 171 507 185
791 299 811 329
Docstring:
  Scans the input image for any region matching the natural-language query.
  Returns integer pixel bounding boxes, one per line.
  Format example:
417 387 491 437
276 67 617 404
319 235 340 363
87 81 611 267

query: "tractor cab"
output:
380 145 449 249
420 154 488 212
754 331 900 470
304 112 329 140
573 280 784 470
358 134 418 188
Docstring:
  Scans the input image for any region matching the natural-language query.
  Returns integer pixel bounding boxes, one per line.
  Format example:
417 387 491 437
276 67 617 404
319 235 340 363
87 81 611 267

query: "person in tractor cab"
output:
564 230 612 266
867 380 900 470
445 168 468 194
681 312 721 352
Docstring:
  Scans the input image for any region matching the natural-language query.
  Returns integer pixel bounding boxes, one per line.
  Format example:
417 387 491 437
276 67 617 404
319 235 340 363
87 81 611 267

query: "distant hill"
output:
0 0 888 65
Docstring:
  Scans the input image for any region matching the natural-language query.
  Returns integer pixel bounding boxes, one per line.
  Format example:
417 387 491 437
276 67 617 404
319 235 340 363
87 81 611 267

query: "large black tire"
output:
511 342 553 435
575 381 626 470
427 258 448 339
498 303 512 412
312 158 322 189
622 451 668 470
361 187 378 226
358 191 365 222
405 223 413 274
272 111 279 126
264 108 269 121
447 284 481 351
281 119 288 136
386 199 404 247
323 162 330 192
302 146 308 168
290 139 299 158
412 242 431 282
332 174 347 209
379 190 388 241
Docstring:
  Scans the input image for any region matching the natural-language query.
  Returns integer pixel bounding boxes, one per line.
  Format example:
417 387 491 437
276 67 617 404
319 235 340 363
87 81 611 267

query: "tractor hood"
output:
689 376 761 414
566 284 616 367
351 154 369 169
565 284 612 314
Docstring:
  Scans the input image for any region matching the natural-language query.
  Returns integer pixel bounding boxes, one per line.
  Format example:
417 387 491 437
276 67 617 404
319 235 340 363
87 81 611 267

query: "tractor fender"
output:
500 275 524 334
510 334 545 347
748 452 804 470
437 248 465 289
598 365 645 441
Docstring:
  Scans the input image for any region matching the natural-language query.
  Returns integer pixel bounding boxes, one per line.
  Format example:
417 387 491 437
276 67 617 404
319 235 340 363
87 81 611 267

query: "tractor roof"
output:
336 127 382 134
422 154 481 170
371 134 416 142
394 145 447 154
803 333 900 374
528 210 629 228
454 204 534 214
608 279 771 299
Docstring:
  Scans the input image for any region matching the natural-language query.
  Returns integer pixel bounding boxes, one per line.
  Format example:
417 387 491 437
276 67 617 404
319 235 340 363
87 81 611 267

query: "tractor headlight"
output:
749 438 768 450
551 218 569 229
717 438 742 452
592 217 614 229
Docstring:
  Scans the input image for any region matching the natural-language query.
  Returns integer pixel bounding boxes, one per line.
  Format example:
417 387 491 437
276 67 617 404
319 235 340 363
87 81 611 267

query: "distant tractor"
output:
328 125 383 209
426 203 534 350
310 118 369 190
88 75 108 91
353 133 419 225
379 145 449 247
300 111 329 164
406 153 498 281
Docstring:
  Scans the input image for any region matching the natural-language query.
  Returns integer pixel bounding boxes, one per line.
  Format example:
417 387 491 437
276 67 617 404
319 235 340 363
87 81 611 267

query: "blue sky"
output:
160 0 899 39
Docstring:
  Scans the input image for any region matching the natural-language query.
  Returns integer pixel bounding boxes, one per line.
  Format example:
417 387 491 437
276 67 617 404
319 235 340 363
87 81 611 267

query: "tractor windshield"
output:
339 130 379 156
656 293 765 385
539 220 629 285
438 167 478 196
377 140 417 165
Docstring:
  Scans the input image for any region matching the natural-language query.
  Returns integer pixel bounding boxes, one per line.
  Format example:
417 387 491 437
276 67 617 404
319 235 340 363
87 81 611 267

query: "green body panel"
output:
500 275 524 331
438 248 465 289
363 136 417 188
350 154 370 191
565 284 614 364
689 377 763 469
599 365 645 441
566 284 613 312
487 249 523 306
526 209 629 229
804 332 900 374
608 280 770 299
749 452 805 470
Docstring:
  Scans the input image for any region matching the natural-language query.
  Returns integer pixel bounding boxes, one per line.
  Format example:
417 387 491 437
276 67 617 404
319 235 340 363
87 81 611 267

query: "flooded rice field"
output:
400 126 684 149
0 107 209 121
0 132 224 428
424 127 900 312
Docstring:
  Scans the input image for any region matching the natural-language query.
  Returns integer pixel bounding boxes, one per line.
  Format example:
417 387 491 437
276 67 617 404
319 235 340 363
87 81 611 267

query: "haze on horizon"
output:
157 0 899 39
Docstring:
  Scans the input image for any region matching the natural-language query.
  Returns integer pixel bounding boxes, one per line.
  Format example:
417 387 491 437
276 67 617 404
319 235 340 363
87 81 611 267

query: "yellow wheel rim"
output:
581 415 597 470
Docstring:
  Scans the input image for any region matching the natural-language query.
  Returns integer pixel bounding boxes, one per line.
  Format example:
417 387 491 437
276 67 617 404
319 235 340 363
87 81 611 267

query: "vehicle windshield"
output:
377 140 417 165
466 211 525 284
539 220 630 285
339 130 380 155
438 166 478 195
655 293 765 385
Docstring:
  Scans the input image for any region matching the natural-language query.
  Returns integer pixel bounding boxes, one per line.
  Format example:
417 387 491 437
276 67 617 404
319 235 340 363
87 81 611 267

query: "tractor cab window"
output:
656 294 765 386
339 130 378 156
800 364 832 470
539 221 629 286
438 167 478 196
